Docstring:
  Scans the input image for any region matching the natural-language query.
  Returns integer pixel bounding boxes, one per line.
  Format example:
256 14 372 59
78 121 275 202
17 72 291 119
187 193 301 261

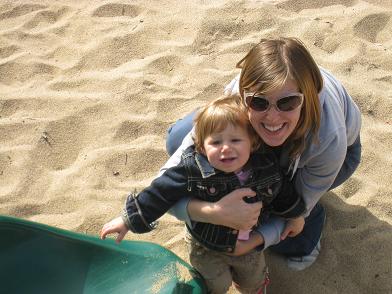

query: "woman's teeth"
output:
263 123 284 132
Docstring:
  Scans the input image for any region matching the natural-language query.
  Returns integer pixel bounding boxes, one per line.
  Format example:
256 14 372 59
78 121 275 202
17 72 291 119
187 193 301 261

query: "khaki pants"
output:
186 234 267 294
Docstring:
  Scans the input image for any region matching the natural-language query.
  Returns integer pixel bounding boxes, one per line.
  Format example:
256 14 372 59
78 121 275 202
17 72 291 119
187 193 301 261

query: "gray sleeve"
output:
168 196 194 227
224 74 240 95
296 129 347 216
254 216 286 250
158 130 194 176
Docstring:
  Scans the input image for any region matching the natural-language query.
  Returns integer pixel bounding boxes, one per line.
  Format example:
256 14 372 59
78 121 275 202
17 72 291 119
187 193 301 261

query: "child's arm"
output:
100 216 128 243
120 161 191 234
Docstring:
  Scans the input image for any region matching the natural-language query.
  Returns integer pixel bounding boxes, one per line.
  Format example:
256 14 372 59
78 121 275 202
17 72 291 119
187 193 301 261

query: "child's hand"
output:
230 231 264 256
100 216 128 243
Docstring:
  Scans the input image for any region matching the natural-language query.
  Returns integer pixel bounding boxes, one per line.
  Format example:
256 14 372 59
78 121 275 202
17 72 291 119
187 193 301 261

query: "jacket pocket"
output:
249 173 282 205
192 180 228 202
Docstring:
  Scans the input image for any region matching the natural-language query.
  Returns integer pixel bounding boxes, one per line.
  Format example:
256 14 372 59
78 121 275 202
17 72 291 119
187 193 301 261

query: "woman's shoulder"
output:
317 67 361 146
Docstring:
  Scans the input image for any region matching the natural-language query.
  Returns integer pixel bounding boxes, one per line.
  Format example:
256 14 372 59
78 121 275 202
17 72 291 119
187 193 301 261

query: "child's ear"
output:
195 144 206 155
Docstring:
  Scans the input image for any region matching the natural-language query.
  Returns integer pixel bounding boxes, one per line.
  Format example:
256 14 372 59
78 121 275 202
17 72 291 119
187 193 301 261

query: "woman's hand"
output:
100 216 128 243
280 216 305 240
187 188 263 230
230 232 265 256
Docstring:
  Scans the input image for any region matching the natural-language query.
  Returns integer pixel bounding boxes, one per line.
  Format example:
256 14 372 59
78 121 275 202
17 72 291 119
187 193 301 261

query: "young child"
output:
100 94 305 293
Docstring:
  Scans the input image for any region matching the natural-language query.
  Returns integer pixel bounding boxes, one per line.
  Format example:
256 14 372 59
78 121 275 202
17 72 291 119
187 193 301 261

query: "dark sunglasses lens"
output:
277 95 302 111
249 96 269 111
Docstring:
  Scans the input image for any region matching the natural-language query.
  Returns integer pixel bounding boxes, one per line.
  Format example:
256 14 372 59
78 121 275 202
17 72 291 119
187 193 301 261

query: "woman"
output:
163 37 362 271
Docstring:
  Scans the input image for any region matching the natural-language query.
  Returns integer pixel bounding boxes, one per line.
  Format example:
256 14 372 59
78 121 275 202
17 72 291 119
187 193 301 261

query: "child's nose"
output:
221 144 231 152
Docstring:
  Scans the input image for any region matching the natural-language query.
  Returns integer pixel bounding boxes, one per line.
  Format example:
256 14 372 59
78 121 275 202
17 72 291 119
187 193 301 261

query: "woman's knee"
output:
346 134 362 170
330 135 362 190
165 111 196 156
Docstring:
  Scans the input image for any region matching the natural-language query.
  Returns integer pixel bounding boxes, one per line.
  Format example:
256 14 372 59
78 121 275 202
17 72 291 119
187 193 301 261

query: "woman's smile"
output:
263 123 285 132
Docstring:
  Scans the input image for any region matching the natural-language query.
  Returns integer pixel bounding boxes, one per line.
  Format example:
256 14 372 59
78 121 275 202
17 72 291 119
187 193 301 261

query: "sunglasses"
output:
244 92 304 112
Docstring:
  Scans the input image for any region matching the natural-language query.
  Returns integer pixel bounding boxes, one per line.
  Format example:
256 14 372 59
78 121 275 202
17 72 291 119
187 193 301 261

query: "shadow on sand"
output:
266 192 392 294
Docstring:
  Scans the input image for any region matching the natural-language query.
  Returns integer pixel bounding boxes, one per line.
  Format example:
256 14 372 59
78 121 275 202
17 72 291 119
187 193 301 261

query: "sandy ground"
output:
1 0 392 293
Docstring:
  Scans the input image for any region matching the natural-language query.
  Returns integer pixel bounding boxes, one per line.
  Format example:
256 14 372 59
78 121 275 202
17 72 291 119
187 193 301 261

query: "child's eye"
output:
231 138 242 143
211 140 221 145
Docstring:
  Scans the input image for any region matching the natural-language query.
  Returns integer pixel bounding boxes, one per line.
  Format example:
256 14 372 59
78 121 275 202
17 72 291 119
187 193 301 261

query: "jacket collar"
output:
194 152 219 178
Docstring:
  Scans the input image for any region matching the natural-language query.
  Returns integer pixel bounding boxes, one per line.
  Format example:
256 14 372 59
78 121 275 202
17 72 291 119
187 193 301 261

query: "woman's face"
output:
247 79 302 147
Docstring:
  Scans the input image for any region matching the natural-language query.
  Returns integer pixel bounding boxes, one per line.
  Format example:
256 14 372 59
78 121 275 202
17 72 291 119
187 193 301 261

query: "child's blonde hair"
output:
193 94 261 153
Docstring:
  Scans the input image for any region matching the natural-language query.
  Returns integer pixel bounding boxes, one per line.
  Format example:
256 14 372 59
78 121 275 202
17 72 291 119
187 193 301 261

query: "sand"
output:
1 0 391 293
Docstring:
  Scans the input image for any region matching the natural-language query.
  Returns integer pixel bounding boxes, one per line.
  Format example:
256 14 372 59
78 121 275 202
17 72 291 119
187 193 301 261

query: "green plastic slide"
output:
0 215 206 294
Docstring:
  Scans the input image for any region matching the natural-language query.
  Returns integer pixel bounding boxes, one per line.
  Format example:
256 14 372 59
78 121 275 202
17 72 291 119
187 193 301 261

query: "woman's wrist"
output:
249 231 265 247
187 198 220 224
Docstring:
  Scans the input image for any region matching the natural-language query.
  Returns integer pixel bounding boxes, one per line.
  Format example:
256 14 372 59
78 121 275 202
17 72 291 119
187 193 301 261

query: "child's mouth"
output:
220 157 236 163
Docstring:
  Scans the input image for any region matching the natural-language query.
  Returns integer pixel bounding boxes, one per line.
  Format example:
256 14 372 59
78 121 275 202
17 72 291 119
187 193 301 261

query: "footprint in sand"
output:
147 55 181 75
0 61 60 85
114 120 169 142
30 115 86 171
22 7 70 30
0 4 46 20
354 13 390 43
0 99 19 117
276 0 354 13
104 148 168 180
75 31 151 70
0 45 19 59
92 3 141 18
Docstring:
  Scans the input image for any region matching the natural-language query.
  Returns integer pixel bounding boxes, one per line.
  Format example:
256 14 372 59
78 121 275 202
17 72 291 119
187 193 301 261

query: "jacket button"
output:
227 248 233 252
231 230 238 234
208 187 216 194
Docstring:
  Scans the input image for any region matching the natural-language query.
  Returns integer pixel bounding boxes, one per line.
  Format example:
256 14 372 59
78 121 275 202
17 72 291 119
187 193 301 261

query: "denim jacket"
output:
123 145 305 253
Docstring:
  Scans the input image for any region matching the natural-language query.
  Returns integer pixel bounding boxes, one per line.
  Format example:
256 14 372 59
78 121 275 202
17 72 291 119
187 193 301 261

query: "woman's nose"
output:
265 104 280 117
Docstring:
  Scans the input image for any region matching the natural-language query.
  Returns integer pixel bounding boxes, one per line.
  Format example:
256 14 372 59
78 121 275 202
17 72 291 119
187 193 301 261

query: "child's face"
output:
202 124 252 173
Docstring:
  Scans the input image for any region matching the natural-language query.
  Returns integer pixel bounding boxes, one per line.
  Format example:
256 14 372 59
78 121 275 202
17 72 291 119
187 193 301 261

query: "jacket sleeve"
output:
269 175 306 219
161 131 196 226
123 162 191 233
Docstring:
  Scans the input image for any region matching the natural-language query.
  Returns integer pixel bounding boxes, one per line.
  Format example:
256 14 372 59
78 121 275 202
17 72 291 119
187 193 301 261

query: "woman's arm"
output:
231 215 287 256
187 188 263 230
296 130 347 216
169 189 263 231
